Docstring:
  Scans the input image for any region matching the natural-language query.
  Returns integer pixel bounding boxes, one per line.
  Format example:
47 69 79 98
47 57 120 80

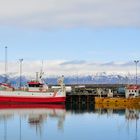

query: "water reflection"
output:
0 103 139 140
0 104 66 140
67 103 140 140
67 103 140 120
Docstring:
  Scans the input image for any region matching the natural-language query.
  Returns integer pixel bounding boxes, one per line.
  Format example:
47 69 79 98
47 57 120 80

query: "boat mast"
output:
36 72 39 81
40 60 44 79
5 46 8 83
19 59 23 88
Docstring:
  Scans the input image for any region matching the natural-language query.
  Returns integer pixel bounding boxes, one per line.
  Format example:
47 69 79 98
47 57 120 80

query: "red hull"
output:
0 96 66 103
0 103 65 109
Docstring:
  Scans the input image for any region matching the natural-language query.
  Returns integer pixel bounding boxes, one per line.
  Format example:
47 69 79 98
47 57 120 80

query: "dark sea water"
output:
0 103 139 140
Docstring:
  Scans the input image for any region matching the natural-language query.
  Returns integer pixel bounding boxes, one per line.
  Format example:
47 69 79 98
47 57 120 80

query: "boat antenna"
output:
5 46 8 83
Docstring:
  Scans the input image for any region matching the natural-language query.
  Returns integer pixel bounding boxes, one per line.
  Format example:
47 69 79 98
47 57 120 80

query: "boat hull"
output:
0 103 65 109
0 96 66 103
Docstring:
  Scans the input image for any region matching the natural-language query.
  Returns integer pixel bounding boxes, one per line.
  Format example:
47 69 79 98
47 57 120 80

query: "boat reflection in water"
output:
0 103 140 140
0 103 66 140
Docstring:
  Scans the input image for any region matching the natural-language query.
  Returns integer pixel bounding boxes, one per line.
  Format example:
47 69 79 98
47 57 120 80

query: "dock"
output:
65 84 126 103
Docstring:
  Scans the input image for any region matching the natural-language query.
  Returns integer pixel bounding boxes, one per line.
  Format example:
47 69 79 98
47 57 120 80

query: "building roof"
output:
126 85 140 90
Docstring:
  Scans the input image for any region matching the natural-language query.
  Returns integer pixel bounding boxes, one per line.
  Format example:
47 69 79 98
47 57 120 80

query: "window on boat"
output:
29 84 42 87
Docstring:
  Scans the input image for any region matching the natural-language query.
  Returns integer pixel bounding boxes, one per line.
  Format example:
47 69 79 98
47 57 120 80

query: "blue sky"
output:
0 0 140 76
0 27 140 62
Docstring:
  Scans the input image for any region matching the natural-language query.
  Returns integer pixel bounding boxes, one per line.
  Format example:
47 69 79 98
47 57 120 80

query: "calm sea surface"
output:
0 103 139 140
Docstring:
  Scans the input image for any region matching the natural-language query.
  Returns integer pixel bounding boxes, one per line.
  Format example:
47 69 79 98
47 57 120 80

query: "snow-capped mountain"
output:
0 72 139 86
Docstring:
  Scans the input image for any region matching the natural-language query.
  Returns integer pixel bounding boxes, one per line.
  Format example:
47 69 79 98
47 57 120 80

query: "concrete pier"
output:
65 84 127 103
66 95 95 103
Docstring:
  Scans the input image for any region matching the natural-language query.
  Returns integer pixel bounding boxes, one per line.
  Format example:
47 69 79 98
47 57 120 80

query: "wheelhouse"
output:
28 81 43 88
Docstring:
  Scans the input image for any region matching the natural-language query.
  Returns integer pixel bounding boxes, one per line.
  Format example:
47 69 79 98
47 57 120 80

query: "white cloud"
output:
0 0 140 28
0 60 139 76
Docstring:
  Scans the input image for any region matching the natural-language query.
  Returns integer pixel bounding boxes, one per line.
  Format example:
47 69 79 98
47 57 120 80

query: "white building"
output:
125 85 140 98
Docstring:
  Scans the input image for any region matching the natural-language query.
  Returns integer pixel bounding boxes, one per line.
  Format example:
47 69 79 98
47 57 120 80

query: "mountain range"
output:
0 72 139 87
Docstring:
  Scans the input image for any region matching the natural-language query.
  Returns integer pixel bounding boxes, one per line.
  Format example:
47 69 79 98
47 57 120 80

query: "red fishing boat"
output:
0 76 66 103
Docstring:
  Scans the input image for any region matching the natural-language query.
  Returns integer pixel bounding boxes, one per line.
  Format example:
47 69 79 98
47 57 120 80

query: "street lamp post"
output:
134 60 139 85
19 59 23 88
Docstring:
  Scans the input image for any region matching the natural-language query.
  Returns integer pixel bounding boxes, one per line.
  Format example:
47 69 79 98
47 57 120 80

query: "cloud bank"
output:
0 0 140 28
0 60 139 76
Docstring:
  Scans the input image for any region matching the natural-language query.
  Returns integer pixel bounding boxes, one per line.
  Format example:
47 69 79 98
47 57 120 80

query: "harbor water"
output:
0 103 139 140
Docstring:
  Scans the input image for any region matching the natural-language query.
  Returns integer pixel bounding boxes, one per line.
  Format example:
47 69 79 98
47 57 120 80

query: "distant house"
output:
125 85 140 98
